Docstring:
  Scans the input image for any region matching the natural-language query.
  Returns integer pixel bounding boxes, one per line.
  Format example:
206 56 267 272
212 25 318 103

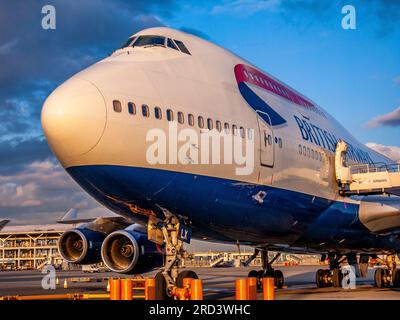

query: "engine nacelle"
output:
101 229 163 274
58 228 106 264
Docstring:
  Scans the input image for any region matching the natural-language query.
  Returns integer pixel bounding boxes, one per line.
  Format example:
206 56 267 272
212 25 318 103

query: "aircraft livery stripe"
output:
234 64 325 118
238 82 287 126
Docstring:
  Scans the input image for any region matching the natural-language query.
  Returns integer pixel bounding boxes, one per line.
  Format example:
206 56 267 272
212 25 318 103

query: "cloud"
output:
0 159 108 224
0 0 178 224
0 138 53 175
394 76 400 86
366 107 400 128
211 0 282 15
366 143 400 163
0 40 18 55
0 0 175 137
207 0 400 35
373 0 400 36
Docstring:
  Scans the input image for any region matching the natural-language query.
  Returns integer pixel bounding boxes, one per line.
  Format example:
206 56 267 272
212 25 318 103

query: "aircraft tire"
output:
248 270 261 289
374 268 390 288
316 269 325 288
176 270 198 288
154 271 173 300
274 270 284 289
332 269 343 287
392 269 400 288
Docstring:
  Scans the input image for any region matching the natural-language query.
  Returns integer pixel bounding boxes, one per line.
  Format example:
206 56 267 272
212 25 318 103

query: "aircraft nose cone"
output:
41 78 106 160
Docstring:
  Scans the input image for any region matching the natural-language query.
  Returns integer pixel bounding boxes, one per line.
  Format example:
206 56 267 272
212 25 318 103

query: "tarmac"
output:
1 265 400 300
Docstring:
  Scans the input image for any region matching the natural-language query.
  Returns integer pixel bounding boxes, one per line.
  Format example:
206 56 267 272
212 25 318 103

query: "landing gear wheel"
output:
148 214 191 300
332 269 343 288
392 269 400 288
258 269 274 278
176 270 198 288
155 271 173 300
374 269 390 288
248 270 259 278
316 269 326 288
248 270 261 289
274 270 284 289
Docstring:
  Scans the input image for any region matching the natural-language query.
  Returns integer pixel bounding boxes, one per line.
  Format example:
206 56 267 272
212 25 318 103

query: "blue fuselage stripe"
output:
66 165 399 253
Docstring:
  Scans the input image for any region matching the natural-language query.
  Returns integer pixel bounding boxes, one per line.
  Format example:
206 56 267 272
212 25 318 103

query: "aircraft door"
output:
256 111 274 167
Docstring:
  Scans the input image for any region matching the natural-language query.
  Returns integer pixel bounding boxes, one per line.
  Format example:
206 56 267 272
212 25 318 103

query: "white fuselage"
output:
41 27 398 253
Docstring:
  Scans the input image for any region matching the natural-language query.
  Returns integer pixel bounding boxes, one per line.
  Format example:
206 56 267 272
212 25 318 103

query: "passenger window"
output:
166 109 174 121
207 118 213 130
224 123 230 134
299 144 302 155
307 147 311 157
247 128 253 140
178 112 184 124
113 100 122 113
303 146 306 156
167 38 179 50
142 104 149 117
198 116 204 128
279 138 282 148
240 127 245 138
174 40 191 55
128 102 136 115
216 121 222 132
188 114 194 126
154 107 162 120
232 125 237 136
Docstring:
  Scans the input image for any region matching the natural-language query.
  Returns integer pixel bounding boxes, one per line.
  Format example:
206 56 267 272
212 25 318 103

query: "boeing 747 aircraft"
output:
41 27 400 298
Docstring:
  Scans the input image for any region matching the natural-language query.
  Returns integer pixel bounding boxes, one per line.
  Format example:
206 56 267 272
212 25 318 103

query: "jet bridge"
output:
335 140 400 196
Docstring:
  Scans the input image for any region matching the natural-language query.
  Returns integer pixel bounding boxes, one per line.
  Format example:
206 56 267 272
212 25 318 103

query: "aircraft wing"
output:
0 220 10 231
57 208 133 232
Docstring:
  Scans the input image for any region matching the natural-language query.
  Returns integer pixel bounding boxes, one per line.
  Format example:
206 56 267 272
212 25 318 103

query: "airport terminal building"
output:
0 224 318 271
0 224 70 270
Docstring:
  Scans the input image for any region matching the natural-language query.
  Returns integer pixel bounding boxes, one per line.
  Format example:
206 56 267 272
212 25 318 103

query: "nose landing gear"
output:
147 214 198 300
245 248 284 289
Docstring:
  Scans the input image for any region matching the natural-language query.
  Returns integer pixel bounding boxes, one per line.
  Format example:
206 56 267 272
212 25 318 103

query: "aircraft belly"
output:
65 164 387 249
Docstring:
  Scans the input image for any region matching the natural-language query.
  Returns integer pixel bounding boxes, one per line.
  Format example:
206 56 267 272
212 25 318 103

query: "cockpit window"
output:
167 38 179 50
120 36 136 49
174 40 191 55
133 35 166 48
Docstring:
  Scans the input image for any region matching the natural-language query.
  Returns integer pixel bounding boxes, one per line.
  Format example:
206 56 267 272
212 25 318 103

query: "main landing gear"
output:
316 253 346 288
373 254 400 288
316 253 400 289
245 248 284 289
147 213 198 300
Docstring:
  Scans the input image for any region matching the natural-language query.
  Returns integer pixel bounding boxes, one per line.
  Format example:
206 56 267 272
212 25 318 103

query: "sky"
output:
0 0 399 251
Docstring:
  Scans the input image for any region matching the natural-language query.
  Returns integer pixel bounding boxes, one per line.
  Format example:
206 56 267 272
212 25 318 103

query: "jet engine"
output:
58 228 105 264
101 228 164 274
